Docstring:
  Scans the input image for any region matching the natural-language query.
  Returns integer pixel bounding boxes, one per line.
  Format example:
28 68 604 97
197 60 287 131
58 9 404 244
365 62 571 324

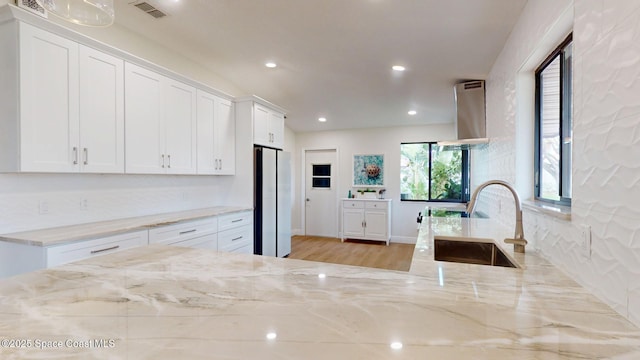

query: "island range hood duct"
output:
438 80 489 149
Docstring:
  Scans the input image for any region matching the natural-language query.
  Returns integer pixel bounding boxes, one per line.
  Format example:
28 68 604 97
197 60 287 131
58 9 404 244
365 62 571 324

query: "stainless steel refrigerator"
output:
254 146 291 257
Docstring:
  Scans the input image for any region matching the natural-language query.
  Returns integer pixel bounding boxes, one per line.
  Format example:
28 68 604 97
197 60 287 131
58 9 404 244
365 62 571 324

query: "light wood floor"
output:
287 235 415 271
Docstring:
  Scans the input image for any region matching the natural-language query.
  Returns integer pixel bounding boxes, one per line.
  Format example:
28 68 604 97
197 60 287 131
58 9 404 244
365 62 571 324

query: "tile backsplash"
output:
0 173 238 234
475 0 640 327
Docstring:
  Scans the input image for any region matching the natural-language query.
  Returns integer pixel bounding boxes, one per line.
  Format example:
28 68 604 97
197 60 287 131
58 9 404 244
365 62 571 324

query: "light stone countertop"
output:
0 206 252 247
0 213 639 359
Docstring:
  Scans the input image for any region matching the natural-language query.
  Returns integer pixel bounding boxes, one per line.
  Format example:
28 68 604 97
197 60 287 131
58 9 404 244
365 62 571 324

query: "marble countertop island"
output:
1 215 639 359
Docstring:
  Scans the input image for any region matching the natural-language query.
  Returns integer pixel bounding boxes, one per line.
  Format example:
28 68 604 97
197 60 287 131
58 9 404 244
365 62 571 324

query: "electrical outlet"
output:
80 199 89 210
38 201 49 214
580 225 591 259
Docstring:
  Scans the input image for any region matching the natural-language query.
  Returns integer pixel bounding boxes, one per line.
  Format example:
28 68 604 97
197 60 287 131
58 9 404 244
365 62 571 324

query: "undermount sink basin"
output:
434 236 518 268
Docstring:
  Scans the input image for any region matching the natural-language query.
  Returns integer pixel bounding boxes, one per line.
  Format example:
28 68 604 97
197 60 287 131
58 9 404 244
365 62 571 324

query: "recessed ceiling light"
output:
318 117 327 122
408 110 417 115
390 342 403 350
265 62 277 68
392 65 406 72
266 332 277 340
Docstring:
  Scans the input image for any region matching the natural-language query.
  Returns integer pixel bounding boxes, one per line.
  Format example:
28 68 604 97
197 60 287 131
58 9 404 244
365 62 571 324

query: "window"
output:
400 142 469 202
311 164 331 188
535 34 572 205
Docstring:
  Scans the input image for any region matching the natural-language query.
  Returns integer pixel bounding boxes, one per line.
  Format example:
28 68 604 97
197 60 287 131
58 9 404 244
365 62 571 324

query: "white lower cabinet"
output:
148 217 218 249
341 199 392 245
0 211 255 279
47 230 148 267
147 212 253 253
217 211 253 254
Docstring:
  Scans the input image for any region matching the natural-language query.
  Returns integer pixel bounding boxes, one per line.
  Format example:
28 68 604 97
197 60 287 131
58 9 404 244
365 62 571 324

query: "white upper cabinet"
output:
125 63 196 175
253 103 284 149
0 11 233 176
163 78 197 175
269 111 285 149
19 22 79 172
196 90 235 175
78 45 125 173
8 23 124 173
124 63 164 174
215 98 236 174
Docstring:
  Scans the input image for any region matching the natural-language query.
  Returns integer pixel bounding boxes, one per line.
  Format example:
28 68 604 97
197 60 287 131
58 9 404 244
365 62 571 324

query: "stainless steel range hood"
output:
437 80 488 149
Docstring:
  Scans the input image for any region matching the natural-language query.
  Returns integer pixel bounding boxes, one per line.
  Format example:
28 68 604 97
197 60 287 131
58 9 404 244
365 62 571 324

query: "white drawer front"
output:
218 211 253 232
365 201 388 210
229 244 253 255
169 232 217 250
218 225 252 253
149 217 218 244
46 230 148 267
343 200 364 209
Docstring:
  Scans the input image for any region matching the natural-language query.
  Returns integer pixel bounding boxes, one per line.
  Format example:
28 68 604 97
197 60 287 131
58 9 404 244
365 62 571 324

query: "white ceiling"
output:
116 0 528 133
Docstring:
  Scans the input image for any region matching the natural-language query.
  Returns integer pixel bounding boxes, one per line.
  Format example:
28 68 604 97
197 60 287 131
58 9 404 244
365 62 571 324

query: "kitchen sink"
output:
433 236 518 268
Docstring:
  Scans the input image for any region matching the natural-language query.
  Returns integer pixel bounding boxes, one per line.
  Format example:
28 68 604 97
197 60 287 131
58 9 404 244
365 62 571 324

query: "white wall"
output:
294 124 455 242
476 0 640 327
0 2 250 234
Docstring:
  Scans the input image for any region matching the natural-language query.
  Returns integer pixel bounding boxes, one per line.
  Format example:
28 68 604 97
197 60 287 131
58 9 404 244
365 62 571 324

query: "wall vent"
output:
16 0 48 18
131 1 167 19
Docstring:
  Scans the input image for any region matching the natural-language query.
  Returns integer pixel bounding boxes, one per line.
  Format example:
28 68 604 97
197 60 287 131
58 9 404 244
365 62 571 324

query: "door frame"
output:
300 147 340 238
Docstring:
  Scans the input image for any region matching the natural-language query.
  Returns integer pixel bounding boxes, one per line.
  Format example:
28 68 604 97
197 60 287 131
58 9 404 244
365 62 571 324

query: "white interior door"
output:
304 150 337 237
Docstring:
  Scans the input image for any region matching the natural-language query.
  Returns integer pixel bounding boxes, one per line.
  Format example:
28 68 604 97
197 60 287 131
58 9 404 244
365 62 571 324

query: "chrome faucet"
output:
466 180 528 253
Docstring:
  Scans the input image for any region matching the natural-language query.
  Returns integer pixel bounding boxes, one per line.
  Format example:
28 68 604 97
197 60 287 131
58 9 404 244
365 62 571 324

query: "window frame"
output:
311 163 332 189
400 142 470 203
534 33 573 206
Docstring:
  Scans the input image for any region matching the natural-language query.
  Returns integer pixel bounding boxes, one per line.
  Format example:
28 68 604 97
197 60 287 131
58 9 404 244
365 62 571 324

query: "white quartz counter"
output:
0 214 639 359
0 206 252 246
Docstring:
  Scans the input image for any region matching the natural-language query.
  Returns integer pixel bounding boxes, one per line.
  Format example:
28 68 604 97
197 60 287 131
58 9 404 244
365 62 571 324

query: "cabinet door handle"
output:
214 158 218 170
179 229 197 235
90 245 120 254
72 147 78 165
219 159 222 169
231 219 243 223
161 154 165 168
83 148 88 165
231 236 243 241
167 154 171 168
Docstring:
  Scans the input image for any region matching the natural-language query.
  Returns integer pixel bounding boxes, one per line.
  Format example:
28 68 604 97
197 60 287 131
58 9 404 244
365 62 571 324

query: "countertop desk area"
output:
0 213 639 359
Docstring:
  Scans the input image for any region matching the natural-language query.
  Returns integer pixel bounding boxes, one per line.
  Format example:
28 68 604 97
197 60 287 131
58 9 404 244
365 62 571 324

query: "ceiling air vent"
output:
463 81 483 90
131 1 167 19
16 0 48 18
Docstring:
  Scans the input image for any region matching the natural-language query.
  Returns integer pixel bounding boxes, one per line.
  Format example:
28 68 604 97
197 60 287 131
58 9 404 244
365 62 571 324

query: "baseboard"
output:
299 232 417 245
391 236 417 244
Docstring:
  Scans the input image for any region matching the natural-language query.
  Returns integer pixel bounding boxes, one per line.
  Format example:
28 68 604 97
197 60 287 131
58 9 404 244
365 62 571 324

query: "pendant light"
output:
35 0 115 27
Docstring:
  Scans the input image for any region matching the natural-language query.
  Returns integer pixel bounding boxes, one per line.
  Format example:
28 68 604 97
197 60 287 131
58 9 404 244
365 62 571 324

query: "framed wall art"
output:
352 154 384 187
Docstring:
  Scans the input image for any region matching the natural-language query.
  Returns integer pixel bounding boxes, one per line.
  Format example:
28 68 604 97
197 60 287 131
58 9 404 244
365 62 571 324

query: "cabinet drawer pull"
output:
231 236 243 241
90 245 120 254
231 219 243 223
167 154 171 168
83 148 88 165
161 154 165 168
72 147 78 165
179 229 197 235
